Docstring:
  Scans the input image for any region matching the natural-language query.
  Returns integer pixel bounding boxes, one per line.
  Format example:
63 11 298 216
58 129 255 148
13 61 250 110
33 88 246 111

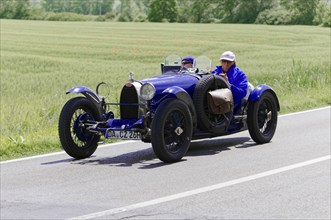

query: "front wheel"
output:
247 91 278 144
58 97 101 159
151 99 193 163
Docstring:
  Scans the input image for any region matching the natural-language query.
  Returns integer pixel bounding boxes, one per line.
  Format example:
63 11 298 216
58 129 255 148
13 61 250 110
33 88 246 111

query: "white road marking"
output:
279 106 330 118
0 141 137 164
69 155 330 220
1 106 329 164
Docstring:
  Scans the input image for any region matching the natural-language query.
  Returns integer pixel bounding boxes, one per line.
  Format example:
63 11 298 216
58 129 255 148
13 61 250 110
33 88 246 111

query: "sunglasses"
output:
182 61 192 65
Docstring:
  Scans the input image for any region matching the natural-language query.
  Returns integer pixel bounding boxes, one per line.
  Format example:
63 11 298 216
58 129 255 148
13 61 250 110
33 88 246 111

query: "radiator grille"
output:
120 85 139 119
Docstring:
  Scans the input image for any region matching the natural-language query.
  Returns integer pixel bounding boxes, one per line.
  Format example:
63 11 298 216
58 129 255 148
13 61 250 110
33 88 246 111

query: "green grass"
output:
1 20 330 161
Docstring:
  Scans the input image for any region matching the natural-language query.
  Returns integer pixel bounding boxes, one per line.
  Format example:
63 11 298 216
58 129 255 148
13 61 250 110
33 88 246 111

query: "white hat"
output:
220 51 235 61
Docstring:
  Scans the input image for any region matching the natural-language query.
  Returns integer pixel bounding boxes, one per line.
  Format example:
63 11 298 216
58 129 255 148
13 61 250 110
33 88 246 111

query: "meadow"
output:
0 20 330 161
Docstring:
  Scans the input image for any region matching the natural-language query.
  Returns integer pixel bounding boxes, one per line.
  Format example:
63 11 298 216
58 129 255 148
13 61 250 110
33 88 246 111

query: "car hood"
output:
139 73 199 95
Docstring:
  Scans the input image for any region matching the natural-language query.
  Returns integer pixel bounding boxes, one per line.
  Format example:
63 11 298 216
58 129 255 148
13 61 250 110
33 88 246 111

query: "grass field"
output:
0 20 330 161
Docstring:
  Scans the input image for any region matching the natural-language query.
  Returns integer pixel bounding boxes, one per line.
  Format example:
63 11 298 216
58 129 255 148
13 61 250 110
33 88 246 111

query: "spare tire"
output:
193 75 233 134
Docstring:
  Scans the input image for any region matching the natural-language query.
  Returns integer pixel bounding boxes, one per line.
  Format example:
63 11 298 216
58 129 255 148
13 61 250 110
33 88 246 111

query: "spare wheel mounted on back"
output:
193 75 233 134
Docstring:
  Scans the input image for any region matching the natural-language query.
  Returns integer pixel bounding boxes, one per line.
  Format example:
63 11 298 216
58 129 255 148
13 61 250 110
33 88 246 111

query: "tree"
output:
177 0 193 23
148 0 178 22
213 0 277 23
118 0 133 21
42 0 63 13
0 0 30 19
280 0 320 24
213 0 239 22
42 0 114 15
189 0 214 23
313 0 331 27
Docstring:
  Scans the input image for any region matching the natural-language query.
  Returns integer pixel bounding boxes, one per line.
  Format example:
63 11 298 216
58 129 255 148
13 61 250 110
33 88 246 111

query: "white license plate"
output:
107 130 141 140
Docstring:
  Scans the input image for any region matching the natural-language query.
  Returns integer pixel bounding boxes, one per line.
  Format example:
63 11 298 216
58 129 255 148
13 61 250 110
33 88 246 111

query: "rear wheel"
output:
151 99 193 163
58 97 101 159
247 91 278 143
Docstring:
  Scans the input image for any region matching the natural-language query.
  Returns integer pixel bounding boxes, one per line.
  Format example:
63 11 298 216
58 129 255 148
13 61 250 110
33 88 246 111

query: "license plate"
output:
107 130 141 140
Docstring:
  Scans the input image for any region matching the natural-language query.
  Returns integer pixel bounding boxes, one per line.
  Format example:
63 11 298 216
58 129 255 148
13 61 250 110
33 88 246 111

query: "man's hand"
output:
220 73 228 81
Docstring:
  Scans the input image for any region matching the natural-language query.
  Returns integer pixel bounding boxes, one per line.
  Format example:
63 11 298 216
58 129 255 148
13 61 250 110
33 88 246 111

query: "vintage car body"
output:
59 55 280 163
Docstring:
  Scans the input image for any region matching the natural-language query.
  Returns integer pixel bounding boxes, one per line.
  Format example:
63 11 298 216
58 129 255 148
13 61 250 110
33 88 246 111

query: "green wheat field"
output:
1 20 330 160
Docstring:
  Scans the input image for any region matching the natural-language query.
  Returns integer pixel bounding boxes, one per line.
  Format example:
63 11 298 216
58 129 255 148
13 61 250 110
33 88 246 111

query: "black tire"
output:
247 91 278 144
151 99 193 163
58 97 101 159
193 75 232 133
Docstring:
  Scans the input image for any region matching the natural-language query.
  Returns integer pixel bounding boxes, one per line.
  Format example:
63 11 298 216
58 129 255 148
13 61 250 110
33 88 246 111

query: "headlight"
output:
140 83 155 100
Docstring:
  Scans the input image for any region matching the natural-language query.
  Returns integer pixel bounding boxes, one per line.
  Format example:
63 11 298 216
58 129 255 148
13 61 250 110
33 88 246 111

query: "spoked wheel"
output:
247 91 278 143
59 97 101 159
193 75 232 133
151 99 193 163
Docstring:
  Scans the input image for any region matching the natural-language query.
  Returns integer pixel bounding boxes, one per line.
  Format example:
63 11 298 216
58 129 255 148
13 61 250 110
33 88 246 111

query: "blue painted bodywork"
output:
140 73 199 97
67 86 101 104
67 70 279 140
249 84 280 110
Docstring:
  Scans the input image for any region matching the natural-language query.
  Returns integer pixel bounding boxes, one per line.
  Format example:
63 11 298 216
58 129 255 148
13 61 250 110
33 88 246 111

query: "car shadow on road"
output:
41 137 256 168
139 136 255 169
187 136 253 157
71 147 158 168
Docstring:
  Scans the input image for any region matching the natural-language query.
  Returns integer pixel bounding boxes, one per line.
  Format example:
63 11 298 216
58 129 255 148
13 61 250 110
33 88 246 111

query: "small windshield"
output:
163 55 212 74
164 55 181 66
194 56 212 73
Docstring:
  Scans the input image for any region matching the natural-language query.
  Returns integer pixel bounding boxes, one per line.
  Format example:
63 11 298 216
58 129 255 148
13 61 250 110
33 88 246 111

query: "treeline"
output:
1 0 330 26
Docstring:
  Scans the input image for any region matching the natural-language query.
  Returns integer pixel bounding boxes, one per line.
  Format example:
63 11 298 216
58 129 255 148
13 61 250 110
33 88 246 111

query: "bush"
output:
105 12 116 20
95 16 106 22
117 14 132 22
255 7 293 25
313 1 331 27
321 11 331 27
26 7 47 20
45 12 88 21
134 13 147 22
0 0 30 19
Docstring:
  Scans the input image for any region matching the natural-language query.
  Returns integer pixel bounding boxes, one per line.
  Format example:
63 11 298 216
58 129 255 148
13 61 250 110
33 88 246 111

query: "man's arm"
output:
211 66 222 75
230 70 248 104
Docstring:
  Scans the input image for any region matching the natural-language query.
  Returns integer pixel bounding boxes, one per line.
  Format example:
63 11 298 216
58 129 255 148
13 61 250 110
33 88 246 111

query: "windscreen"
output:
164 55 181 66
194 56 212 73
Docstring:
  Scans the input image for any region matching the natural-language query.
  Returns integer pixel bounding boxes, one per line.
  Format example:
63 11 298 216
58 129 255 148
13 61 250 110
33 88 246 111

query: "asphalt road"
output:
1 107 330 220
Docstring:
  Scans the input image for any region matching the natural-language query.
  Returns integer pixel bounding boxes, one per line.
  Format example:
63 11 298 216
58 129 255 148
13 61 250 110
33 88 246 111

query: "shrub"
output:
45 12 88 21
26 7 46 20
117 14 132 22
255 7 293 25
313 1 331 27
95 16 106 22
105 12 116 20
134 13 148 22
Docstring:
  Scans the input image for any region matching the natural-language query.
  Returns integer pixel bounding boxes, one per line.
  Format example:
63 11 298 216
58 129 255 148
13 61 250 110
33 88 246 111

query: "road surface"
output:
1 107 330 219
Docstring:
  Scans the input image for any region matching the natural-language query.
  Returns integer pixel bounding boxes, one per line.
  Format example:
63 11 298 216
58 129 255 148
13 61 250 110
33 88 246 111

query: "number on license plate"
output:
107 130 141 140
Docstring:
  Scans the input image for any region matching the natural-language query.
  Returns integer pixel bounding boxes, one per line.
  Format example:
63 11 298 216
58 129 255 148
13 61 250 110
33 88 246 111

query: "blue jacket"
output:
211 64 248 105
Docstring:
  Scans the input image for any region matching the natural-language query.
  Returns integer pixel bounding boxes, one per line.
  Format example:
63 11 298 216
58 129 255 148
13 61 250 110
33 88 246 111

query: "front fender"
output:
248 84 280 111
66 86 103 114
162 86 197 129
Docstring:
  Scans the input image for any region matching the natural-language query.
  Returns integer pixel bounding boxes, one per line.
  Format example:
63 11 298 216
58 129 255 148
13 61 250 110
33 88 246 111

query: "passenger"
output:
211 51 248 106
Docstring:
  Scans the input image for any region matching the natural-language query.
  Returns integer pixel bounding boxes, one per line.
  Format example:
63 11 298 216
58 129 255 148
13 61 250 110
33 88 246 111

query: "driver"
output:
211 51 248 106
181 56 194 70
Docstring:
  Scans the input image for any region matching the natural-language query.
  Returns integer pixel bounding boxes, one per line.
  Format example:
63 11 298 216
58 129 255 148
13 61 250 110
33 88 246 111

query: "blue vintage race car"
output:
59 55 280 163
